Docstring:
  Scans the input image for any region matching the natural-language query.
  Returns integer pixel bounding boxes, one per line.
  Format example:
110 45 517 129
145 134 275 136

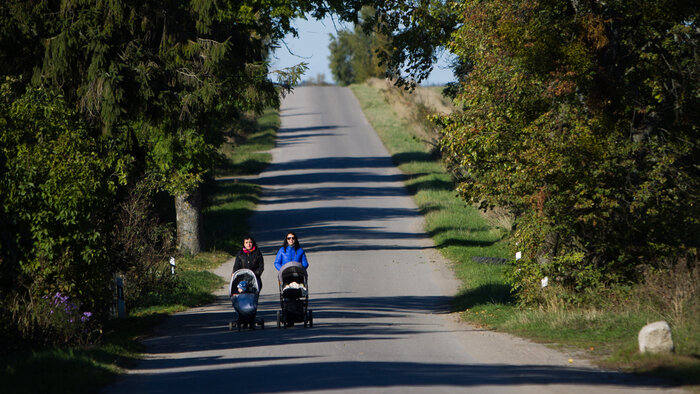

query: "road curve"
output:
103 86 679 393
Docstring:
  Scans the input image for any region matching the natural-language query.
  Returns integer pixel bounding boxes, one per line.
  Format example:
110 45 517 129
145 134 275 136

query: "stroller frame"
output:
276 262 313 328
229 268 264 331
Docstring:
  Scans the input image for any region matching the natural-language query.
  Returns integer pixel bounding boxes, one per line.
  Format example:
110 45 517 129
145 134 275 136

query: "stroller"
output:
276 262 313 328
229 268 264 331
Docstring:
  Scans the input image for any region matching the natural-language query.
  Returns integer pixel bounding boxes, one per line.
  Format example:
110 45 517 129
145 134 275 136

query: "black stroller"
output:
276 262 313 328
229 268 264 331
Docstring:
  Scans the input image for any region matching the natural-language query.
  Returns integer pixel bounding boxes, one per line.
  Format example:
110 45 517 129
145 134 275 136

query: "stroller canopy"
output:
230 268 260 295
278 261 308 285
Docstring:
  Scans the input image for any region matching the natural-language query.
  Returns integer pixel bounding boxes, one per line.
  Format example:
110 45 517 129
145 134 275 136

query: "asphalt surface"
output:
103 86 681 393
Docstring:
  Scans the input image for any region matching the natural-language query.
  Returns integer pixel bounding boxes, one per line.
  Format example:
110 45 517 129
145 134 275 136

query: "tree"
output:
367 0 459 89
329 7 389 85
1 0 380 348
0 0 372 288
0 82 128 314
429 0 699 301
0 0 367 253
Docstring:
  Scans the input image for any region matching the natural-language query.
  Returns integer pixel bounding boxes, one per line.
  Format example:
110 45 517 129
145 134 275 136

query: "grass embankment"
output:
350 80 700 388
0 109 278 394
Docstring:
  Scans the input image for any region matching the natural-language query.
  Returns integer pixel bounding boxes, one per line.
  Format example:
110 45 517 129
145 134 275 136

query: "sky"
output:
269 17 456 86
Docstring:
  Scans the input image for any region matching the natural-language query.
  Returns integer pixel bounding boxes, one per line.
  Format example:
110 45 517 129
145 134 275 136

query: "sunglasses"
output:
287 236 295 240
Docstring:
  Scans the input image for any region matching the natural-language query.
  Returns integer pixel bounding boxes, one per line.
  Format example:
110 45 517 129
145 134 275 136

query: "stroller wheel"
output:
304 312 308 328
260 320 265 330
276 311 281 328
237 322 242 332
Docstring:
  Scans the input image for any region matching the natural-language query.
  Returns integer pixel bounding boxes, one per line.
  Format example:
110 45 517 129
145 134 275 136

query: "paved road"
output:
104 86 679 393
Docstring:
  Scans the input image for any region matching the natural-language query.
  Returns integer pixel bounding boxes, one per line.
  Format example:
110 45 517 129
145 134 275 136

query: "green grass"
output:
205 108 278 254
350 82 700 389
1 109 278 394
351 83 511 304
213 109 277 177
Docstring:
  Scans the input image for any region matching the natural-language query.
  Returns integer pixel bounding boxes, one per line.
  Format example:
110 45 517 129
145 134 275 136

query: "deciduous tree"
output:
329 7 389 85
431 0 699 301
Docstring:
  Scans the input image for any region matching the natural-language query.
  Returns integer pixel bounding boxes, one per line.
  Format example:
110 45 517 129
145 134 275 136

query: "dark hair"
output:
243 235 257 249
282 232 300 250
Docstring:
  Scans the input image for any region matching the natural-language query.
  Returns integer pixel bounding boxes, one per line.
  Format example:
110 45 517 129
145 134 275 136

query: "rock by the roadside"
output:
638 321 674 354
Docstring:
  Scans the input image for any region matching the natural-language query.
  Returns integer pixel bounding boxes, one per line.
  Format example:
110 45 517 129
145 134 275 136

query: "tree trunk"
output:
175 188 203 254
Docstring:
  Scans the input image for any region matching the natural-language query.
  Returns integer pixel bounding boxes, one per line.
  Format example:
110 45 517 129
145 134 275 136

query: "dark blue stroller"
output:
229 268 264 331
276 262 313 328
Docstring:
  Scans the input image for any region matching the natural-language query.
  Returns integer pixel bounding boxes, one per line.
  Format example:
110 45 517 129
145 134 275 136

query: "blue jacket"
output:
274 246 309 270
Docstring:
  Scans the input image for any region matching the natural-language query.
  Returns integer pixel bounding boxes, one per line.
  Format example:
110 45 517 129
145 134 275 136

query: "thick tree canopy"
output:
0 0 372 346
359 0 699 300
386 0 700 300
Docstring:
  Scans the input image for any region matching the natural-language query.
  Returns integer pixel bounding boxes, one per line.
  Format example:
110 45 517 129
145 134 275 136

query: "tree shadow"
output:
434 237 500 249
254 170 407 187
405 177 454 195
452 283 515 311
391 151 438 166
203 181 261 254
264 156 395 172
128 361 675 393
104 293 676 393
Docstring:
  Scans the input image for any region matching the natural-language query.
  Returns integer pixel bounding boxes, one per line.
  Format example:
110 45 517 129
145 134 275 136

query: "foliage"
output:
368 0 459 88
10 0 289 194
0 84 128 315
0 0 368 256
421 0 700 302
29 292 100 347
353 78 700 388
329 7 389 85
638 258 700 326
110 177 179 311
0 82 127 349
0 0 369 350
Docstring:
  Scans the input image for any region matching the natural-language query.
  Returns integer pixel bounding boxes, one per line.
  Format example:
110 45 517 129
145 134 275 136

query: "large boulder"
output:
638 321 674 354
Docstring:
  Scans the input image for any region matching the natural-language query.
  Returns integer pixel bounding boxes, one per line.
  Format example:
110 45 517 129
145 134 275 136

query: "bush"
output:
110 177 178 311
1 291 100 350
435 0 699 302
1 84 129 345
638 258 700 326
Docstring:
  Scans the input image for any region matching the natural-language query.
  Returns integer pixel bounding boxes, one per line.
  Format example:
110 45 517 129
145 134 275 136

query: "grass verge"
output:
350 83 511 304
0 109 278 394
350 81 699 389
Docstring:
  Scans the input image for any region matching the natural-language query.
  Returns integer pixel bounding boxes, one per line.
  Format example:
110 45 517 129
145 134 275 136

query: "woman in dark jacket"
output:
232 236 264 290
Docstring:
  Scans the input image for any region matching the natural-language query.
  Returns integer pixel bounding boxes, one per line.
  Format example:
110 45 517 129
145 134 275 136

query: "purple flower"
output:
81 312 92 322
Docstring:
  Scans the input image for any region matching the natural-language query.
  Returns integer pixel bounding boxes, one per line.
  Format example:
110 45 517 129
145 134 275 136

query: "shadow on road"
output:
133 362 671 393
119 293 675 393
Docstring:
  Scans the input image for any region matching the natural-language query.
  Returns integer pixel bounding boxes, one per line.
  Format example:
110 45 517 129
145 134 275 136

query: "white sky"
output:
269 16 456 86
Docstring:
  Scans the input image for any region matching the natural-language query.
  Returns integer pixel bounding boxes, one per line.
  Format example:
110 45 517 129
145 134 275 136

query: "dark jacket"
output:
233 247 264 287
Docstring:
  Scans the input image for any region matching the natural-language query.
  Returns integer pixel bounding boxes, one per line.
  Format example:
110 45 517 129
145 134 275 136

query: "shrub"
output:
0 83 129 325
110 177 178 311
639 258 700 326
435 0 699 302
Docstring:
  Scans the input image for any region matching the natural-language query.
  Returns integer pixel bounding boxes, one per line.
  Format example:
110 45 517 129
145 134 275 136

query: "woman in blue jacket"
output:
274 231 309 270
